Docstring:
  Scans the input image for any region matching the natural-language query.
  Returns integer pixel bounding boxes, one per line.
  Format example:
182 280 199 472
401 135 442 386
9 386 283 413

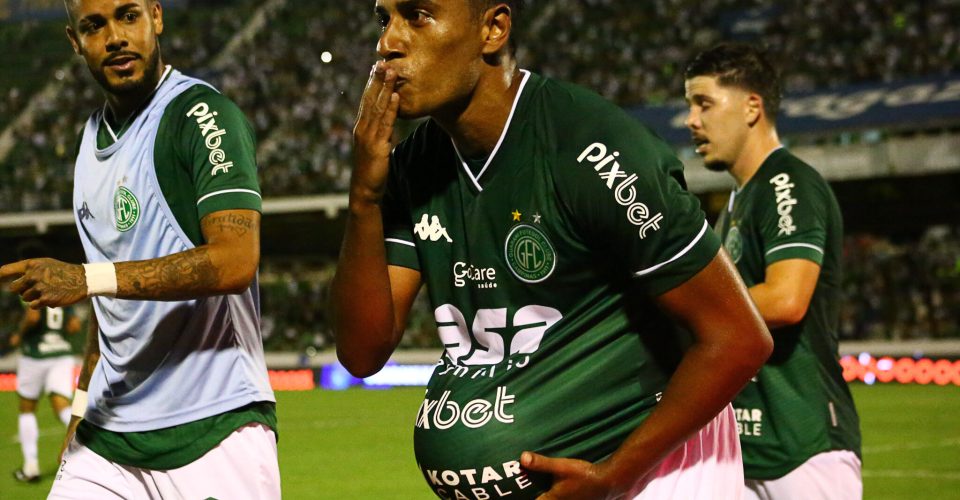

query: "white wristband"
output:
71 389 88 418
83 262 117 297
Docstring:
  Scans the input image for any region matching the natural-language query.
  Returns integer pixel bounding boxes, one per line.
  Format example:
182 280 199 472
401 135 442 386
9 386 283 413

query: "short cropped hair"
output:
685 43 782 123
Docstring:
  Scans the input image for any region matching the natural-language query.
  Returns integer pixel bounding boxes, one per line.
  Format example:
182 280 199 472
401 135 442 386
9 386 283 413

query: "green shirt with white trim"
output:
716 147 861 480
384 71 722 499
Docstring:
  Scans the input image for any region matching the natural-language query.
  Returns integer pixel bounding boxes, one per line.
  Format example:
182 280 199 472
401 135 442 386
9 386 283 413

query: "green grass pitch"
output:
0 384 957 499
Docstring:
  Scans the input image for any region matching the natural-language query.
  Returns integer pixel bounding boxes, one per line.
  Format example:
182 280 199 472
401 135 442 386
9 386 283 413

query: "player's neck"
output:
103 60 167 127
730 126 781 188
438 66 522 159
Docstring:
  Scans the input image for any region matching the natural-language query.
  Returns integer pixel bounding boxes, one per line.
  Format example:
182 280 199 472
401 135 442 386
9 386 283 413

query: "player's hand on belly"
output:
351 60 400 205
0 258 87 309
521 451 617 500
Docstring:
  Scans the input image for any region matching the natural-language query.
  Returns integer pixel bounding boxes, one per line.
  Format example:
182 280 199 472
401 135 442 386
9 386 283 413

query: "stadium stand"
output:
0 0 958 350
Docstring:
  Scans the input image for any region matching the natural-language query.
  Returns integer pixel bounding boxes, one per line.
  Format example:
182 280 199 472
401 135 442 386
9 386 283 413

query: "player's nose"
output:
684 109 699 131
377 20 404 62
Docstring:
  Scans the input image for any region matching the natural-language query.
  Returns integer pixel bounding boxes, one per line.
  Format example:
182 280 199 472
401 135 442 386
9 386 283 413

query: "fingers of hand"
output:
9 275 33 295
362 64 398 122
358 63 390 126
377 91 400 141
0 260 28 283
521 451 557 474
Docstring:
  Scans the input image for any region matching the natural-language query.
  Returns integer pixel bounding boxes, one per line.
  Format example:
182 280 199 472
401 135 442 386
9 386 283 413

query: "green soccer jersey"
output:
715 148 861 480
20 306 75 359
384 71 722 499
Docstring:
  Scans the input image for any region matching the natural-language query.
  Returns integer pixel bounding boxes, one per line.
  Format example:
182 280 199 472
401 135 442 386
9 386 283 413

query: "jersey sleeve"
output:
554 105 721 297
756 167 829 266
382 150 421 271
175 87 262 219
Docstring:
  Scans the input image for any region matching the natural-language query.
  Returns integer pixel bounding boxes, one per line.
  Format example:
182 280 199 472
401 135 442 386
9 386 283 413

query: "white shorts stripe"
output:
765 242 824 256
385 238 416 247
196 188 262 206
634 221 710 278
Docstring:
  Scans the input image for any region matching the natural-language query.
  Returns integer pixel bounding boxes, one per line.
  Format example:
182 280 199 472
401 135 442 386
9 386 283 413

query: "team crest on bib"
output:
114 186 141 232
725 226 743 263
504 224 556 283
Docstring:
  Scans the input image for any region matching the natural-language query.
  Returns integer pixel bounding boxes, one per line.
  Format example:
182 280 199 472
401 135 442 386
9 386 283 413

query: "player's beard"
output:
91 43 162 98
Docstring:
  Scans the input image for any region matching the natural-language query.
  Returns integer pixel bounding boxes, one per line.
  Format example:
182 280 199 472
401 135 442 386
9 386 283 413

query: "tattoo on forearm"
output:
202 212 256 238
119 249 220 300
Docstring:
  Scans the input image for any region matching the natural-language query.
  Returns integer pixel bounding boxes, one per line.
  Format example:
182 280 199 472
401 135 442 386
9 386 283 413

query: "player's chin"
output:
104 73 149 94
396 103 427 121
703 158 731 172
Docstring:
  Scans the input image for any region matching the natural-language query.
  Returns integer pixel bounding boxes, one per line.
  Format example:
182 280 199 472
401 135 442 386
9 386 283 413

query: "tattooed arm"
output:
116 209 260 300
0 209 260 307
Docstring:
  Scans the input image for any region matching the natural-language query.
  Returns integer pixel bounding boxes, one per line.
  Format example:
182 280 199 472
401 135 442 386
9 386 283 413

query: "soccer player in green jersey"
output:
333 2 773 498
684 43 863 500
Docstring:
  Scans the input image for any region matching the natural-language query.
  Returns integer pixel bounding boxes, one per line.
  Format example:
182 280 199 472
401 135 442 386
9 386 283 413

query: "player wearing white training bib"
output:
0 1 279 498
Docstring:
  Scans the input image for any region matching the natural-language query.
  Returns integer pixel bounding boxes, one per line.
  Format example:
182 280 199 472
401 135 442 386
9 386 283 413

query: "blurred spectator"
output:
840 226 960 341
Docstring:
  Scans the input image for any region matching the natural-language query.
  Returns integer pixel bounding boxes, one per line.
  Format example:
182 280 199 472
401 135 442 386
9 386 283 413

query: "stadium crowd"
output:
0 0 959 351
1 0 958 211
4 228 956 353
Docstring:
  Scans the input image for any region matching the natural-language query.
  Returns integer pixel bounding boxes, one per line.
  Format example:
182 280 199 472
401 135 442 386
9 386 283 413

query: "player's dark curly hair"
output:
470 0 524 54
685 43 782 123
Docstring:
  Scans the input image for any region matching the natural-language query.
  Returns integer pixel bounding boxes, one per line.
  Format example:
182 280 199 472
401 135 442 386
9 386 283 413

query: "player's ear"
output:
151 0 164 36
66 25 82 55
745 93 763 127
480 3 512 57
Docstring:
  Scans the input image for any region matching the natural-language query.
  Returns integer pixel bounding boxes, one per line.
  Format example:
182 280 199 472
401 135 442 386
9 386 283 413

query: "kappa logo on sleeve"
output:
186 102 234 177
769 173 798 236
577 142 664 239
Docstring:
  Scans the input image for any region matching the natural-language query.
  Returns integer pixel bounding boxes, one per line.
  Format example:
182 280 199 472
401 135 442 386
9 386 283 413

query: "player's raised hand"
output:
0 259 87 309
352 60 400 205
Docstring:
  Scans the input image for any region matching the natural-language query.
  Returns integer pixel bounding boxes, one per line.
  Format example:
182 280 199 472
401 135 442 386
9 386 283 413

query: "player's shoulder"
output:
166 83 244 122
536 76 642 132
757 148 829 189
534 75 676 161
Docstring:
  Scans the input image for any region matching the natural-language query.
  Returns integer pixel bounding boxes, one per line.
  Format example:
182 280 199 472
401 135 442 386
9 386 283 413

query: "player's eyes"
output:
81 21 103 33
410 10 431 25
123 12 139 23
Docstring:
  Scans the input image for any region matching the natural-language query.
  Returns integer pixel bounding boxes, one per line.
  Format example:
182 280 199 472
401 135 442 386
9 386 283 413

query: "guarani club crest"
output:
504 211 557 283
114 186 141 232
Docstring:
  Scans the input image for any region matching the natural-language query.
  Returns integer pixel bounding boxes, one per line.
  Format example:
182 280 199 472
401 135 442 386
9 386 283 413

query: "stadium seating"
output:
0 0 958 349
